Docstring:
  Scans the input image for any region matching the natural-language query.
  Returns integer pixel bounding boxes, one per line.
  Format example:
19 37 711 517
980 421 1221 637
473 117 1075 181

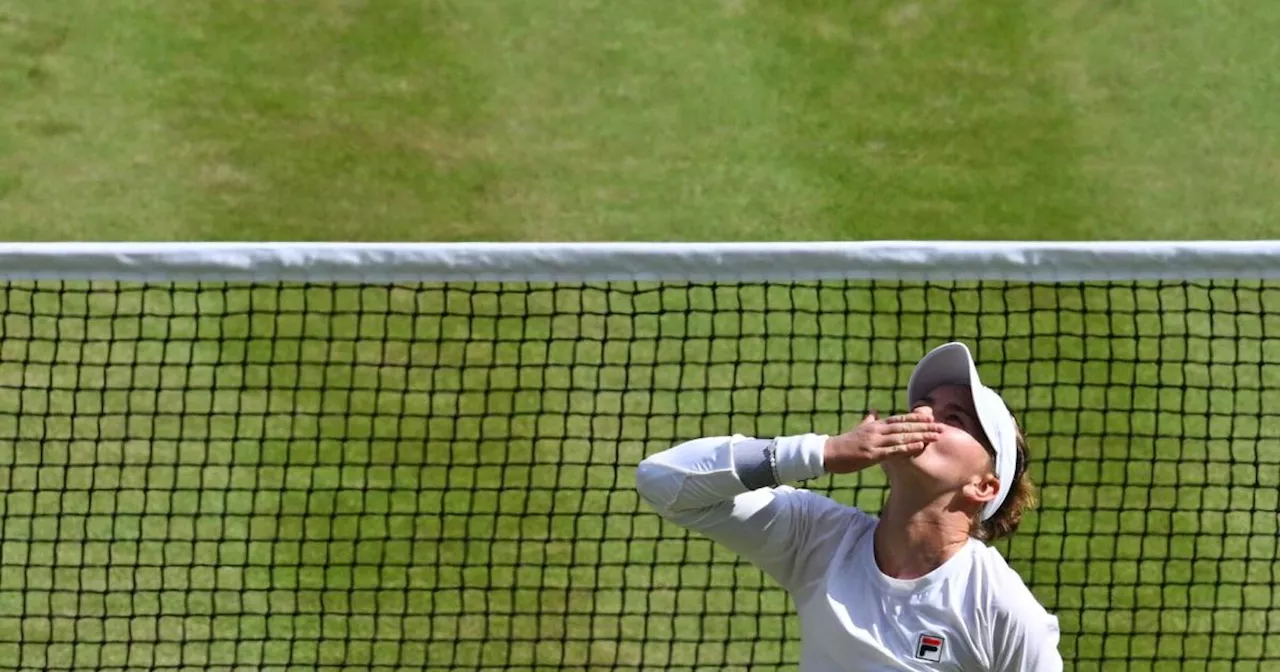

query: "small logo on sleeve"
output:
915 633 945 662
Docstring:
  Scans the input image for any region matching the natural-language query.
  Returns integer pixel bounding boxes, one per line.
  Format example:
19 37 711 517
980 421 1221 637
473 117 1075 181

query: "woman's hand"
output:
823 410 943 475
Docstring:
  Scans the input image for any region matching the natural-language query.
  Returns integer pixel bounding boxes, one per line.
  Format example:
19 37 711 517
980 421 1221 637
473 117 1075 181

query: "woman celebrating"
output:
635 342 1062 670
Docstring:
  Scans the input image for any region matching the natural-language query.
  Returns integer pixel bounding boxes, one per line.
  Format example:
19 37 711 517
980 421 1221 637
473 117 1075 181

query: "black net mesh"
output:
0 280 1277 670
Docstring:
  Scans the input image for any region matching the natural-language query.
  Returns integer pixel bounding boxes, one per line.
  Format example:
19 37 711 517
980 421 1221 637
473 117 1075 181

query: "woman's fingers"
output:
882 422 944 435
896 441 927 454
875 431 938 450
883 412 932 424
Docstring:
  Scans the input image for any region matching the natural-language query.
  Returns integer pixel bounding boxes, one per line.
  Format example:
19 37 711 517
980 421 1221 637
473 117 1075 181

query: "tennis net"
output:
0 242 1277 670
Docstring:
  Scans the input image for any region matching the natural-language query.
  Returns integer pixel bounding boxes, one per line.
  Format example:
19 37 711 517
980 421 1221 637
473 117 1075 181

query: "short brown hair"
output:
971 422 1036 542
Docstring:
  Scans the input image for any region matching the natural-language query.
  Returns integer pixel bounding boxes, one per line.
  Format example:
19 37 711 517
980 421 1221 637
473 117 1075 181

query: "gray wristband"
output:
734 438 780 490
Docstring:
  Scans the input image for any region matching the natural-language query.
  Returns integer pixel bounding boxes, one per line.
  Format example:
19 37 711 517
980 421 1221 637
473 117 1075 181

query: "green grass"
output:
3 0 1280 240
2 281 1279 670
3 0 1280 669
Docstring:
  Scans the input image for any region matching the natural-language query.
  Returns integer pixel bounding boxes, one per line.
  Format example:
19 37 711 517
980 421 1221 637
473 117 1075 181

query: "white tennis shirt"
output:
635 433 1064 671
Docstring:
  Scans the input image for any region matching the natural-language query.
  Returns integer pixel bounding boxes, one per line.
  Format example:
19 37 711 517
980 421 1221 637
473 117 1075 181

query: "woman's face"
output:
883 384 999 502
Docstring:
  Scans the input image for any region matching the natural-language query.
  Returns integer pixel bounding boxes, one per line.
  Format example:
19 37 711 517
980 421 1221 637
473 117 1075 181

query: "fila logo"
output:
915 633 945 662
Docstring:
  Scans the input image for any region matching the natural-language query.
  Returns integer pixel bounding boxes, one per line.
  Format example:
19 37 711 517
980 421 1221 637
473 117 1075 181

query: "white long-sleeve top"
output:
634 433 1063 672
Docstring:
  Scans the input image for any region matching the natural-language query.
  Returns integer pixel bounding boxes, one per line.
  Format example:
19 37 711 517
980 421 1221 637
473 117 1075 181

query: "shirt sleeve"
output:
634 433 857 592
992 608 1064 671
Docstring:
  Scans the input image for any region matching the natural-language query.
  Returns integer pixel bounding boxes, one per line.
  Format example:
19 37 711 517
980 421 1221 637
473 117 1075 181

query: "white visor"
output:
906 342 1018 522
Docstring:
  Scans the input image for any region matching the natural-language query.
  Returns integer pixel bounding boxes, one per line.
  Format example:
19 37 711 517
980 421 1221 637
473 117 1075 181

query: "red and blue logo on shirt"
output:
915 633 944 662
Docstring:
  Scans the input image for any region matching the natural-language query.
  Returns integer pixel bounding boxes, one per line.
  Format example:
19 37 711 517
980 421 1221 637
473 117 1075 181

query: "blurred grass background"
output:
3 0 1280 242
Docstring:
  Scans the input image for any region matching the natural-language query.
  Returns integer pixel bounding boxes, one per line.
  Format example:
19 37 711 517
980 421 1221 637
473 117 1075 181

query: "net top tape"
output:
1 241 1279 282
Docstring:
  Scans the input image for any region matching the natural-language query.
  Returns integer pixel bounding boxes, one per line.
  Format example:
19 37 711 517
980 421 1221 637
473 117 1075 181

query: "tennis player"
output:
635 342 1062 670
